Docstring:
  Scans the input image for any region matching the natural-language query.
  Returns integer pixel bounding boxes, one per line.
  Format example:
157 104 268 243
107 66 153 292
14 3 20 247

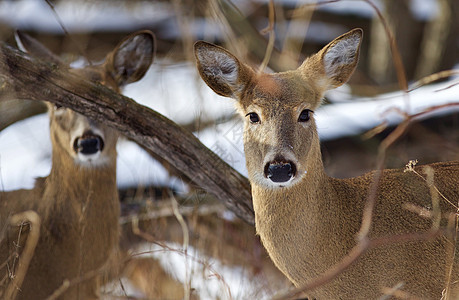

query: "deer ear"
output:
194 41 253 98
15 30 64 65
105 30 155 87
300 28 362 90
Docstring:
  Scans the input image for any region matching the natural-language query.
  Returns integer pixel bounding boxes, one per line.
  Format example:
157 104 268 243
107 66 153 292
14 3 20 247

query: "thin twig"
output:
380 282 422 300
362 0 407 92
44 0 91 66
170 193 191 300
444 213 458 299
408 70 459 92
258 0 276 73
404 160 458 210
119 202 225 225
45 267 103 300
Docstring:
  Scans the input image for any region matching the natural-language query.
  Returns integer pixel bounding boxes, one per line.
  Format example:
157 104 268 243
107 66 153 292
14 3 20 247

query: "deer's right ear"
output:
194 41 252 98
105 30 155 87
299 28 362 91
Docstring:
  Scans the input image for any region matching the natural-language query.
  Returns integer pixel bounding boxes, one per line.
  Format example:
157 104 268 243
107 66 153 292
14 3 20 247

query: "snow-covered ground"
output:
104 242 273 299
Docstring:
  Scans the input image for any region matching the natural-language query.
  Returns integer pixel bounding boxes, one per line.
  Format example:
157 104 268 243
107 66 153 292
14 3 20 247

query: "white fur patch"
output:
323 34 360 78
75 152 111 168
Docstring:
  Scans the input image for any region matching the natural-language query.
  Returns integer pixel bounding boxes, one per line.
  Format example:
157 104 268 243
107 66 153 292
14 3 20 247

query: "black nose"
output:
73 134 104 155
264 161 296 183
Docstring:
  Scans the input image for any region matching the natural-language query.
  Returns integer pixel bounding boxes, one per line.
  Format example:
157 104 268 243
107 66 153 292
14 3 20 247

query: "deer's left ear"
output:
299 28 362 90
15 30 64 65
105 30 155 87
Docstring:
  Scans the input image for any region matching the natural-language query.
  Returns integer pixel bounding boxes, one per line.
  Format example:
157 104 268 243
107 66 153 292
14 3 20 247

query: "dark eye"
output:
54 104 63 110
298 109 312 122
246 112 260 124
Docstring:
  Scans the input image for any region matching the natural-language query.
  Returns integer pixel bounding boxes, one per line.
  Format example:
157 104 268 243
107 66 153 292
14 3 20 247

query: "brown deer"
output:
194 29 459 299
0 30 154 299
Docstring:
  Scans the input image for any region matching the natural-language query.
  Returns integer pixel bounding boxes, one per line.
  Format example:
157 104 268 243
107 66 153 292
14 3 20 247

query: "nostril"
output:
264 161 296 183
73 135 104 155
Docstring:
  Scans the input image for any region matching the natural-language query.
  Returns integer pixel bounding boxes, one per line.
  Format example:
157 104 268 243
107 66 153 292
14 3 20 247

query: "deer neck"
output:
251 141 343 283
41 144 118 215
252 140 333 222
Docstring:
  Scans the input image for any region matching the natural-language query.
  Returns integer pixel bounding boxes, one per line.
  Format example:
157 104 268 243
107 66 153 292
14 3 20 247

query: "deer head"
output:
15 30 154 167
195 29 362 188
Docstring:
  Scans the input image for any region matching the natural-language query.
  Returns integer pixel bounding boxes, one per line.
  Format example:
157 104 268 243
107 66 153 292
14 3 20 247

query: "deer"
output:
0 30 154 299
194 29 459 299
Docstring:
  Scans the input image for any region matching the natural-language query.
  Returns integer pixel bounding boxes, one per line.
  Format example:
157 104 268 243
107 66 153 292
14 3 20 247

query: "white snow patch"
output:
0 0 172 33
110 242 272 299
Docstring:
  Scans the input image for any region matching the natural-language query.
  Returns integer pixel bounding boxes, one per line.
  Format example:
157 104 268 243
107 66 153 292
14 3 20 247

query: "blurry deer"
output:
195 29 458 299
0 30 154 299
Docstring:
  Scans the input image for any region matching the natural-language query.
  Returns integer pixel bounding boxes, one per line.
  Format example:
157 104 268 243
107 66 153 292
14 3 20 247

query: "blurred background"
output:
0 0 458 298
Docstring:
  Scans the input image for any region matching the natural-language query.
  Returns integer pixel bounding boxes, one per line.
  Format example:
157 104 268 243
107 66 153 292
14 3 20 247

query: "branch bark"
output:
0 42 254 225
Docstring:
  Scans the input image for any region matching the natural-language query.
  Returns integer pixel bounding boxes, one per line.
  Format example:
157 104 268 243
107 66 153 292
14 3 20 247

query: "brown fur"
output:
0 31 154 299
195 29 458 299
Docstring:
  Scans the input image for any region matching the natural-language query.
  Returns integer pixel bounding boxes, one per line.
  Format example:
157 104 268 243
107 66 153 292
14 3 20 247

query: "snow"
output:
105 242 272 299
0 114 51 190
123 61 236 125
318 82 459 140
0 0 172 33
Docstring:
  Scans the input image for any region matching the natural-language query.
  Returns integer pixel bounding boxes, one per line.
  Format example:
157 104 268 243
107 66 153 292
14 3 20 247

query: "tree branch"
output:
0 42 254 225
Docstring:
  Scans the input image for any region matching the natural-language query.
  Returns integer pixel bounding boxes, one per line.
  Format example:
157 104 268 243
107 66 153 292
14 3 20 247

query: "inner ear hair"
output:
194 41 251 98
106 30 155 87
321 29 363 88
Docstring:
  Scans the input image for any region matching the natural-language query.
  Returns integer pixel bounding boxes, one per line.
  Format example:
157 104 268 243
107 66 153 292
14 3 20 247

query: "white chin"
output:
75 152 108 167
251 173 297 189
266 177 296 188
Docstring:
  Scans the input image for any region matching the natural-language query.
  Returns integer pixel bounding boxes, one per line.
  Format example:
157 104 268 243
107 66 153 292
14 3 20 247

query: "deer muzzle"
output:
73 132 104 155
264 160 296 183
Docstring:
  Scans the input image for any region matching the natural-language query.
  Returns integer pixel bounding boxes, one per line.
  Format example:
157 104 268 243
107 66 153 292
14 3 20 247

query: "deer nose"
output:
264 161 296 183
73 133 104 155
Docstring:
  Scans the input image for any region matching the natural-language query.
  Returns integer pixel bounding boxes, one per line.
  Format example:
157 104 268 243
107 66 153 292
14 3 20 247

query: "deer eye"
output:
246 112 260 124
298 109 312 122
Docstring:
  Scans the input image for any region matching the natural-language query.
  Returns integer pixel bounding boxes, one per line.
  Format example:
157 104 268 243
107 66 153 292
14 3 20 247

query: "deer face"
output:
16 30 154 167
47 101 118 167
195 29 362 188
46 67 116 167
238 72 322 187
